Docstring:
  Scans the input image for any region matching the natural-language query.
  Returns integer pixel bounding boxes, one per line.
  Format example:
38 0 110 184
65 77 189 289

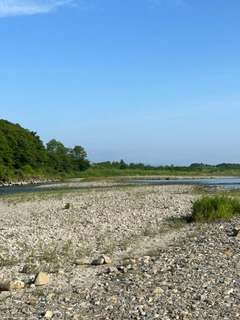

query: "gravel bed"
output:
0 183 239 319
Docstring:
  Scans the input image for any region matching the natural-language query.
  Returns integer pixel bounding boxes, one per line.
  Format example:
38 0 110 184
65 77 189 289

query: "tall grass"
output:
189 195 240 222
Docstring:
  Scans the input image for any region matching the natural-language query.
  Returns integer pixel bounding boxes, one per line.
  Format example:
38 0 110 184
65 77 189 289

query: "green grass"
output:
169 217 188 228
189 195 240 222
64 202 70 209
169 193 240 226
0 255 19 267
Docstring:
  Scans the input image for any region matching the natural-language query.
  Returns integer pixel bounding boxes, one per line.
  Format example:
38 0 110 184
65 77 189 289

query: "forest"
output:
1 119 240 182
0 119 90 181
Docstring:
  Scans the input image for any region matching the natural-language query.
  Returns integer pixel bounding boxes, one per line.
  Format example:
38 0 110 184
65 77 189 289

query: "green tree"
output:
70 145 90 171
0 129 13 167
0 119 90 179
0 119 46 172
46 139 73 173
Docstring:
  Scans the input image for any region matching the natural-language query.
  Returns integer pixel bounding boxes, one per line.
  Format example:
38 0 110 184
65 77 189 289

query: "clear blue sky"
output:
0 0 239 166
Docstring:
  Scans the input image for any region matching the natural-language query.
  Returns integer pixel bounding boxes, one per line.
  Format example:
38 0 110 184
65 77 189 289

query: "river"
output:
125 177 240 190
1 177 240 196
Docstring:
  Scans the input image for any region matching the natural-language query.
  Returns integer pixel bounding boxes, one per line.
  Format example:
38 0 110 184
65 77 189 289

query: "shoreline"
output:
0 178 57 188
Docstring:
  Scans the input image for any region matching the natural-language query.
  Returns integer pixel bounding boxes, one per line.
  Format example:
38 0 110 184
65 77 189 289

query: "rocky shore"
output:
0 178 54 188
0 183 239 319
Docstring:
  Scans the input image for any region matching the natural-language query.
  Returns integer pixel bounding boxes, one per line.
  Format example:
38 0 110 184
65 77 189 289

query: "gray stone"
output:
91 257 105 265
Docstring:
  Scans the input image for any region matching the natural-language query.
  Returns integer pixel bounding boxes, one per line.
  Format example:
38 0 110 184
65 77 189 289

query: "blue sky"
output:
0 0 239 165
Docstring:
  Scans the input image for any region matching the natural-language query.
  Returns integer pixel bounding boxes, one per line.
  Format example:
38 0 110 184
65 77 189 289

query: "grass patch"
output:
169 195 240 225
34 288 45 297
169 217 188 229
189 195 240 222
141 223 157 237
0 255 18 267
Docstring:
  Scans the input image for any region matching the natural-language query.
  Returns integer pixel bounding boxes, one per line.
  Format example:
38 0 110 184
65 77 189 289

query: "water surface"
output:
124 177 240 190
1 177 240 196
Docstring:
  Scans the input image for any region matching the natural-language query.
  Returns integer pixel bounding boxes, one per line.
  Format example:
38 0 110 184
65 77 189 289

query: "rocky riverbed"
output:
0 182 239 319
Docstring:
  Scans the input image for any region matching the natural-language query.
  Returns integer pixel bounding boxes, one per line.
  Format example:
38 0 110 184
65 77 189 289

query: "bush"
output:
64 203 70 209
189 195 240 222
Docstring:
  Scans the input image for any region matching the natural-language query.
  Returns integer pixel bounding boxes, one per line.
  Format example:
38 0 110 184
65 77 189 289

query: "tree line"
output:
92 160 240 171
1 119 239 182
0 119 90 181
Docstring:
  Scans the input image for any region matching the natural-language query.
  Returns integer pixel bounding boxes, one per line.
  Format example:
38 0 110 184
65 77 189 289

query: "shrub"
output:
64 203 70 209
189 195 240 222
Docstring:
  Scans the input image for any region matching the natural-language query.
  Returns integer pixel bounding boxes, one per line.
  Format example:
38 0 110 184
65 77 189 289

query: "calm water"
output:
1 178 240 196
124 177 240 191
0 182 93 196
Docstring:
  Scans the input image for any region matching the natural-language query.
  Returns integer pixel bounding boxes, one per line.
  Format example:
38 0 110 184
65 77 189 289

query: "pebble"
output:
0 183 239 319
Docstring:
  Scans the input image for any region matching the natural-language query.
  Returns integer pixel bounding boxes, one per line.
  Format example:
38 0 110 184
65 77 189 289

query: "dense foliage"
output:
189 195 240 222
0 120 90 181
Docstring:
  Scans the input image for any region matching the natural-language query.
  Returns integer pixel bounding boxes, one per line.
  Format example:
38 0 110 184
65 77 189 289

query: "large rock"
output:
91 255 112 265
34 272 50 286
0 279 14 291
91 256 105 265
0 279 25 291
101 255 112 264
12 279 25 289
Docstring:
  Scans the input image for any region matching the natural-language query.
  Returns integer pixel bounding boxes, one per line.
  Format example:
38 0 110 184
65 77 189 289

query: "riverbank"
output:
0 184 239 319
0 178 55 187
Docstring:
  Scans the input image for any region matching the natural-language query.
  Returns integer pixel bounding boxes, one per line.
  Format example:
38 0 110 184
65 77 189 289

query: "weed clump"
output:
189 195 240 222
64 203 70 209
